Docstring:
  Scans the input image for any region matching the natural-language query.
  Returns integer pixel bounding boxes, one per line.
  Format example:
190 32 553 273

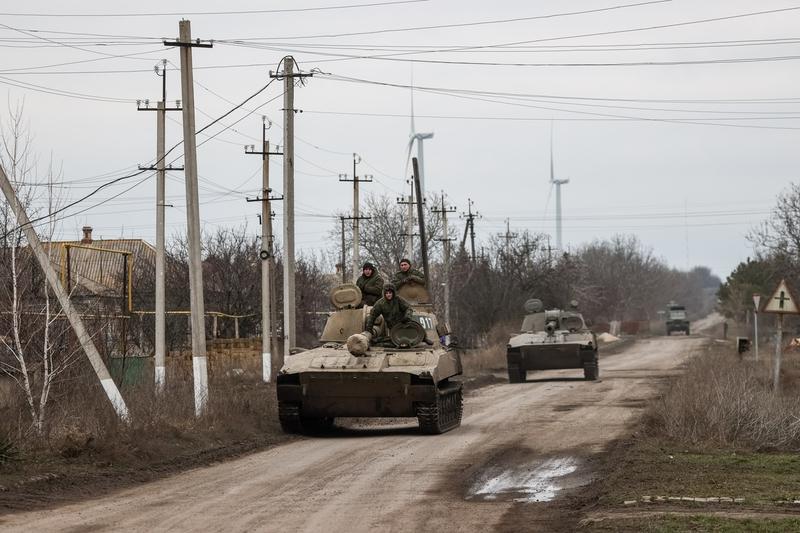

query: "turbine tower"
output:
405 82 433 198
403 81 433 258
550 127 569 251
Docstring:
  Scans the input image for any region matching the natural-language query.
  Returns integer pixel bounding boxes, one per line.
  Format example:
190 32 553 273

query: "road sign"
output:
753 293 761 311
763 279 800 314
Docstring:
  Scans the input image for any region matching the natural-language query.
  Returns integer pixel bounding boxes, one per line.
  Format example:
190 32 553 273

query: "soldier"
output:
356 261 384 306
392 258 425 288
365 283 413 335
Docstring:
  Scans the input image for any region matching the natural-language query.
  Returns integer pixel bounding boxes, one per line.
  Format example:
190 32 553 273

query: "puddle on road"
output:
466 457 580 503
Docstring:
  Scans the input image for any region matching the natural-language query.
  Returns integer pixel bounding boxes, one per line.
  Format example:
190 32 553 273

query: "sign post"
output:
753 293 760 361
762 280 800 392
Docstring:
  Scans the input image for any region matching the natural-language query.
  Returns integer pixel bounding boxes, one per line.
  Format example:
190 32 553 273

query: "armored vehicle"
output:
665 302 690 335
506 299 598 383
276 282 463 434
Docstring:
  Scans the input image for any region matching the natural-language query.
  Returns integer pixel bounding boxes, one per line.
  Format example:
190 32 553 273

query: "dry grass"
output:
460 320 516 376
0 361 283 469
648 346 800 451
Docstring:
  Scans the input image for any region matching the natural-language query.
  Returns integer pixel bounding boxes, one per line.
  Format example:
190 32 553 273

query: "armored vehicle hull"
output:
277 283 463 434
506 301 598 382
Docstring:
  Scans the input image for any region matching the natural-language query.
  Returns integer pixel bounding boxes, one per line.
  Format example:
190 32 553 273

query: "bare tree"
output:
0 102 80 435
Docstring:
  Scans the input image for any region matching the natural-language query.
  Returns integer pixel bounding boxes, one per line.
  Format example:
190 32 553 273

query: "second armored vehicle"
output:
276 282 463 434
506 299 598 382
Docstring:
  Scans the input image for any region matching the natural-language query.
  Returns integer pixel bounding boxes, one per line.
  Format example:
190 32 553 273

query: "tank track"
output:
583 359 599 381
278 401 303 433
417 381 463 434
278 402 335 434
507 364 525 383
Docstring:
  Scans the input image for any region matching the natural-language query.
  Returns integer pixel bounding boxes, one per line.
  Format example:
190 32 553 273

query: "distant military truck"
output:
506 299 599 383
665 302 690 335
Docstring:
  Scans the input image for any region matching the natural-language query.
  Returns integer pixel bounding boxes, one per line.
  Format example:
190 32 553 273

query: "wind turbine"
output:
405 83 434 198
550 125 569 251
402 82 433 258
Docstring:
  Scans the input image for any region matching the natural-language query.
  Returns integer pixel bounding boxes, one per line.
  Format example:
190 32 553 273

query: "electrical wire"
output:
0 0 428 17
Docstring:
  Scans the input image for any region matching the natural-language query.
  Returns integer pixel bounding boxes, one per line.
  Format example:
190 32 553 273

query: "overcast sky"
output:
2 0 799 279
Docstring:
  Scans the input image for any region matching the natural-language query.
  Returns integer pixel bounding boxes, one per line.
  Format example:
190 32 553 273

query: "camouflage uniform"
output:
365 284 413 332
356 267 384 306
392 259 425 288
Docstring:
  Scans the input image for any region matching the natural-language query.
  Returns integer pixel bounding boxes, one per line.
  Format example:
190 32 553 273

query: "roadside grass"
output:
0 361 289 510
593 440 800 507
578 339 800 532
588 515 800 533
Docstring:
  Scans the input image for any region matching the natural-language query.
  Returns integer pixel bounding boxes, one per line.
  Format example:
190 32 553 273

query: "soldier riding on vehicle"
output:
393 258 425 288
356 261 384 306
365 283 413 339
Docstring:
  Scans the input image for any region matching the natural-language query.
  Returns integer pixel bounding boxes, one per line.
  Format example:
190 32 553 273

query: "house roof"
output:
44 239 156 297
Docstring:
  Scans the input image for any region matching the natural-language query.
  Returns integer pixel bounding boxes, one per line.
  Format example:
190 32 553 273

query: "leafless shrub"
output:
650 350 800 451
0 359 281 463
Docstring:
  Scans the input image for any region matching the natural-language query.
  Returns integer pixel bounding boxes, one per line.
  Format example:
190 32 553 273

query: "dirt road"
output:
0 336 706 532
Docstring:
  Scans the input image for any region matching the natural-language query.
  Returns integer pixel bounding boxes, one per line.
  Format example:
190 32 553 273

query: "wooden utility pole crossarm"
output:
0 166 129 420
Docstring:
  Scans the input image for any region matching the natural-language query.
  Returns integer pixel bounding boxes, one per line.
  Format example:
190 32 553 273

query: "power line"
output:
216 0 670 40
0 0 428 17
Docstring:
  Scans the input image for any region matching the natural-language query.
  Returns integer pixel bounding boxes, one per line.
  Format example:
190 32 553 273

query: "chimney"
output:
81 226 93 245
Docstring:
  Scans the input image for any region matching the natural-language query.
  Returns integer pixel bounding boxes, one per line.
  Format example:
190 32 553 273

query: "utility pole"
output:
460 199 479 262
340 215 371 284
396 179 416 259
137 60 182 393
412 158 429 284
338 153 372 282
497 218 519 261
245 117 283 383
165 20 212 416
432 193 456 328
270 57 312 358
0 166 129 420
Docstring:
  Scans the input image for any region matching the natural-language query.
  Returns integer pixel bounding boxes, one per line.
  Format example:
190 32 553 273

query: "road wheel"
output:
417 381 463 434
583 361 599 381
507 365 525 383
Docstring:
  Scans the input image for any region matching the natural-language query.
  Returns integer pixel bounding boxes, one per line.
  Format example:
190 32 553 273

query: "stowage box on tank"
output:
276 282 463 435
506 299 599 383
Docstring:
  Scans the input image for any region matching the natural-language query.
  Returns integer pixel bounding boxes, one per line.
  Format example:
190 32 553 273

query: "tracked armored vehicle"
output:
506 299 598 383
276 282 463 434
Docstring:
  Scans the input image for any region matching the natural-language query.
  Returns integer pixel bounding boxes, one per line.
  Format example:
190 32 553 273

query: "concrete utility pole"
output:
498 218 519 260
432 194 456 328
753 293 760 362
0 166 129 420
338 154 372 282
460 199 479 262
339 215 371 284
245 118 283 383
166 20 212 416
396 180 416 259
137 60 182 393
270 57 312 358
